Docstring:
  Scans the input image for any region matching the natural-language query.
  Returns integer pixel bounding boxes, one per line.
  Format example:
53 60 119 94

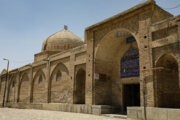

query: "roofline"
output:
41 29 83 52
0 44 87 77
85 0 155 31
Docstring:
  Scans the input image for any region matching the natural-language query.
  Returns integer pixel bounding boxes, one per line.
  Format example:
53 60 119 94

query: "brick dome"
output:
42 29 83 52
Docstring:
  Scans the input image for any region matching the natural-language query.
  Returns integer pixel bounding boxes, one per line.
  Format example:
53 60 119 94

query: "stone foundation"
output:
127 107 180 120
4 103 116 115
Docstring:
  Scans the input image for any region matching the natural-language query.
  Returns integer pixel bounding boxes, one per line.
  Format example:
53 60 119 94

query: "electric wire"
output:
9 60 33 63
163 4 180 10
1 59 33 63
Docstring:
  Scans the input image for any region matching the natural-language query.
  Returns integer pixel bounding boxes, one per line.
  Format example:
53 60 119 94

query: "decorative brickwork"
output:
0 1 180 117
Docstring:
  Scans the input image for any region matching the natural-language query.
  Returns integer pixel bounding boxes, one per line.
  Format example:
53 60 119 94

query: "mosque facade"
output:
1 1 180 119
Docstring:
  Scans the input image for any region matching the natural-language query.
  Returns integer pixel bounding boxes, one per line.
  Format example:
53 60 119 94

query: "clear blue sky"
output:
0 0 180 71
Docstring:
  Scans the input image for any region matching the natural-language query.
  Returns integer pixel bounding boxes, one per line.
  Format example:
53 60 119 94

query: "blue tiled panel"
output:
121 48 139 78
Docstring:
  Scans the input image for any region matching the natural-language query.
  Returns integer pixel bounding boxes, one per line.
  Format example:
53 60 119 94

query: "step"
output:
103 114 127 119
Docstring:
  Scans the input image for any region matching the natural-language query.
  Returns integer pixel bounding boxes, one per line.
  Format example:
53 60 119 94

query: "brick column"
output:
178 22 180 88
29 66 33 103
85 31 95 105
46 60 50 103
138 18 155 107
5 74 9 105
14 72 19 103
16 70 20 102
4 70 11 106
70 54 75 104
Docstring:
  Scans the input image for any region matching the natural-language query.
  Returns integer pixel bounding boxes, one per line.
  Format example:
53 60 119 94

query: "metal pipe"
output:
143 78 147 120
2 58 9 107
140 77 147 120
140 66 164 120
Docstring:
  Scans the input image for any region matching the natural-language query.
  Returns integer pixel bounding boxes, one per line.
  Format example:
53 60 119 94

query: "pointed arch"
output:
155 54 180 108
33 69 46 84
18 72 29 103
95 28 140 59
51 62 69 77
49 62 70 103
74 68 86 104
32 69 46 103
56 70 62 81
7 75 17 103
155 53 178 66
94 28 140 108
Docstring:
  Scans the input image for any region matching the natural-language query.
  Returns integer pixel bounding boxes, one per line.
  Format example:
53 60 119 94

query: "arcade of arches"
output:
0 0 180 116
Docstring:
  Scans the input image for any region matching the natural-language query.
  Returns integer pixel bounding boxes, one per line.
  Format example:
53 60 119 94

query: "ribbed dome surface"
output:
42 30 83 52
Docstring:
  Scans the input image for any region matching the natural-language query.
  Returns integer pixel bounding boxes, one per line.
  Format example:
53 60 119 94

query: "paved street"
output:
0 108 125 120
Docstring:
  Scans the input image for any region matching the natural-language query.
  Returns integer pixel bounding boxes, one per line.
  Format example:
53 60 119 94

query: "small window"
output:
44 44 47 51
56 70 62 81
12 81 15 88
38 75 43 84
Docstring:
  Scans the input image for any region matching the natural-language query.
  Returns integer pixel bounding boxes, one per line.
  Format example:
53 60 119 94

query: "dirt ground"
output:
0 108 125 120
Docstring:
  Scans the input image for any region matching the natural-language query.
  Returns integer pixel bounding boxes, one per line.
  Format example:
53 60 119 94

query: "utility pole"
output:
2 58 9 107
140 77 147 120
141 67 164 120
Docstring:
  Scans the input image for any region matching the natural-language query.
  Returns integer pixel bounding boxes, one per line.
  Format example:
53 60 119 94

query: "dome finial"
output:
64 25 68 30
148 0 155 2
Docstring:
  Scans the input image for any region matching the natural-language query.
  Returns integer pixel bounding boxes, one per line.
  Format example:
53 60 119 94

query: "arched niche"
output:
49 62 70 103
18 73 29 103
7 76 17 103
155 54 180 108
32 69 46 103
73 68 86 104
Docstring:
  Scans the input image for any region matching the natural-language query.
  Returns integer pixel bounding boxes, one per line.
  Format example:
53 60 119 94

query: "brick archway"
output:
18 73 29 103
7 75 17 103
94 28 140 110
49 62 70 103
73 68 86 104
155 54 180 108
32 69 46 103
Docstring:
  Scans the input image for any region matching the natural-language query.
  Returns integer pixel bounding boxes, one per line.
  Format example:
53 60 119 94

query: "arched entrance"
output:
156 54 180 108
95 29 140 111
74 69 86 104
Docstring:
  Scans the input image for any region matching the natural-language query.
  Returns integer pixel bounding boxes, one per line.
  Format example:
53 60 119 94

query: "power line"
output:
2 60 33 63
151 0 180 10
163 4 180 10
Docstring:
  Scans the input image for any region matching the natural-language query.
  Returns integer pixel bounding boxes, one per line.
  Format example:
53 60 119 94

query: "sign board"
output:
94 73 99 79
